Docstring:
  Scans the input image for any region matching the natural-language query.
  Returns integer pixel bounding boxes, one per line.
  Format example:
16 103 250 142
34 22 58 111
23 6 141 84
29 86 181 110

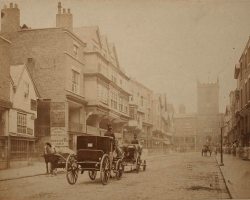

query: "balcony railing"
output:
68 122 83 132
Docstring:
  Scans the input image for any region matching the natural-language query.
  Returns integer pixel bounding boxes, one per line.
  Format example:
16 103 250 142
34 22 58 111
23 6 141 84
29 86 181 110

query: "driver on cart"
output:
131 135 142 158
104 124 123 159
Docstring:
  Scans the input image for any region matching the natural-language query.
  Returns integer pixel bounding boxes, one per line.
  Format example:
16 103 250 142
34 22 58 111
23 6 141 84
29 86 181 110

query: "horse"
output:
201 145 212 156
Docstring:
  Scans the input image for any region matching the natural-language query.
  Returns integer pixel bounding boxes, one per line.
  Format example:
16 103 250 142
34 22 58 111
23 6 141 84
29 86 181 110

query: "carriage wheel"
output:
143 160 146 171
88 170 97 180
115 159 123 180
100 155 111 185
66 154 78 185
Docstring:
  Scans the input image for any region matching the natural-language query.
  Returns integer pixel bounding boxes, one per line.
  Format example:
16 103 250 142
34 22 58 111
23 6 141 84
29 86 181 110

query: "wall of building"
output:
8 29 68 101
0 38 11 105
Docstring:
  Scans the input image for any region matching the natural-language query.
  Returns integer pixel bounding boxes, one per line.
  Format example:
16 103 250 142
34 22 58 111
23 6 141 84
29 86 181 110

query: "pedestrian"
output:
44 142 56 175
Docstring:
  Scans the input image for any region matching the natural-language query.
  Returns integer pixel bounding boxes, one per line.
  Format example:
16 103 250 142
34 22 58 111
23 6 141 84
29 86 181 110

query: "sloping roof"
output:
10 64 40 97
10 64 25 87
74 26 101 47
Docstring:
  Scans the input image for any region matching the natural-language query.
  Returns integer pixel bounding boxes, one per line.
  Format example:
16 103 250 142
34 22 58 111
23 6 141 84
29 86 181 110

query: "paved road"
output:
0 152 230 200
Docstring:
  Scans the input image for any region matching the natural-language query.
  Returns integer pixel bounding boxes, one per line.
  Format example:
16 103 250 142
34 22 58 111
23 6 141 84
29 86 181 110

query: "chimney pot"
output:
10 3 13 8
63 8 66 13
14 3 18 8
58 2 62 14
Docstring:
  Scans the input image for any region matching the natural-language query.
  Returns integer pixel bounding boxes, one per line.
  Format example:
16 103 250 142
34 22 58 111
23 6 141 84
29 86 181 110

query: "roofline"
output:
18 27 86 47
130 79 153 93
11 63 41 98
0 35 11 44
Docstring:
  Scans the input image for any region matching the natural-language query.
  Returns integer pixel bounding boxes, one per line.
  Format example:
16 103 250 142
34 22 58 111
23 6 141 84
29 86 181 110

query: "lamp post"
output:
220 126 224 166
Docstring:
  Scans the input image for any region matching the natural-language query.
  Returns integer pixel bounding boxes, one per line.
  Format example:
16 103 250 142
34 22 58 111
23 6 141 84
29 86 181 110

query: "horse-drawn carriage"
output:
201 145 212 156
65 135 123 185
121 144 146 173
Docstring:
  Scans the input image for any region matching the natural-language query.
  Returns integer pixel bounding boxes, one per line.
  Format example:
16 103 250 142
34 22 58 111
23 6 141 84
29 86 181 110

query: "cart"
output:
65 135 123 185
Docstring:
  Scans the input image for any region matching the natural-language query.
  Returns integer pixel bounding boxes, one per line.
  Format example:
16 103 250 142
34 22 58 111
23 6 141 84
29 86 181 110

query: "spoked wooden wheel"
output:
115 159 123 180
100 155 111 185
143 160 146 171
66 154 79 185
88 170 97 180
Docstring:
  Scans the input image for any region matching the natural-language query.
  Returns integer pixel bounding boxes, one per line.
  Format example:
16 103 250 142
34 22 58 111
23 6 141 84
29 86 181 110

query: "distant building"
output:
196 80 221 148
174 113 197 151
179 104 186 114
127 78 153 147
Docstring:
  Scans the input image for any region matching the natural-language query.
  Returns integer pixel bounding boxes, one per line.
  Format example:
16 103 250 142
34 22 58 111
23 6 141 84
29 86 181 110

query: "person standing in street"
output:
44 142 56 175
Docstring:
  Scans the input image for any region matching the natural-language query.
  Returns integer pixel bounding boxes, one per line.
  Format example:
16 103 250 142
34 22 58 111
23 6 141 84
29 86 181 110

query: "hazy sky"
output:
1 0 250 113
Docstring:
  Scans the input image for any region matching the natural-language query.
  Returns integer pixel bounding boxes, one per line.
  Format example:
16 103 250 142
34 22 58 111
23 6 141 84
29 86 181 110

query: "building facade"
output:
126 78 153 147
234 36 250 152
174 108 197 152
8 64 39 167
74 26 130 144
1 3 88 152
0 35 11 169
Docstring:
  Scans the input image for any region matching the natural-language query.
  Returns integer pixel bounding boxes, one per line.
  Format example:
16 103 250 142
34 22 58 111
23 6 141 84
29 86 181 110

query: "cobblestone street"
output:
0 152 230 200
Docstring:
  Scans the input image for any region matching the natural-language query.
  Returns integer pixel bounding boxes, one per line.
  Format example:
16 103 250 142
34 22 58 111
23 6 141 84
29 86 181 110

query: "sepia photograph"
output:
0 0 250 199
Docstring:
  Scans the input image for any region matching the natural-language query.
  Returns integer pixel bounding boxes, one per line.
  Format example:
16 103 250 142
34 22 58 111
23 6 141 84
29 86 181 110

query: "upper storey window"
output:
73 43 79 57
72 70 80 94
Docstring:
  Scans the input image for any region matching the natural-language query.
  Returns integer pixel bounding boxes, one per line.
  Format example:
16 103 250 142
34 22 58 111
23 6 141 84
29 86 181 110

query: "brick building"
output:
1 3 88 152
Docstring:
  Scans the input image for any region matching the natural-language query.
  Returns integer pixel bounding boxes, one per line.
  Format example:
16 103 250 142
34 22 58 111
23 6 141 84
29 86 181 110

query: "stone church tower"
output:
196 79 221 148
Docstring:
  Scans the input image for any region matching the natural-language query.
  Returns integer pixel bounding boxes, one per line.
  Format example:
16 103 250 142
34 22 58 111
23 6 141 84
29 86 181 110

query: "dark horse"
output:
201 145 212 156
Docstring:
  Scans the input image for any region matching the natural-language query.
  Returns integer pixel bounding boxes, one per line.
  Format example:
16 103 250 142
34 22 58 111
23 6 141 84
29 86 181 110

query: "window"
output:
73 44 79 56
119 97 122 111
17 113 27 134
30 99 37 111
72 70 80 94
98 84 108 104
141 96 143 107
24 81 29 98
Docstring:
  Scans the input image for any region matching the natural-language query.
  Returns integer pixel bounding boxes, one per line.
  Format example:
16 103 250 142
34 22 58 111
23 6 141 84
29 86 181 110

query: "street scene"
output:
0 153 230 200
0 0 250 199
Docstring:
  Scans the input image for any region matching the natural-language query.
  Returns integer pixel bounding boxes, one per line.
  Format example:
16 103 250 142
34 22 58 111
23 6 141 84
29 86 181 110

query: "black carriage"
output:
121 144 146 173
65 135 123 185
44 151 71 175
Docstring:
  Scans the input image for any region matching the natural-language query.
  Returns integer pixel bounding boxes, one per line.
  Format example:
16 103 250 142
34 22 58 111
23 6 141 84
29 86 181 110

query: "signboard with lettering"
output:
51 127 68 147
50 102 65 127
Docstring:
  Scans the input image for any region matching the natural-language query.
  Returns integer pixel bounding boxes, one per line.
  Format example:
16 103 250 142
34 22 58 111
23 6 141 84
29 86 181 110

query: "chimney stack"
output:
56 2 73 31
1 2 20 33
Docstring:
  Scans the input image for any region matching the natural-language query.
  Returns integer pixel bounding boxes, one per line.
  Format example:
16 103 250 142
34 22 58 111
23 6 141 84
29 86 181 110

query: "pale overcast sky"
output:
1 0 250 113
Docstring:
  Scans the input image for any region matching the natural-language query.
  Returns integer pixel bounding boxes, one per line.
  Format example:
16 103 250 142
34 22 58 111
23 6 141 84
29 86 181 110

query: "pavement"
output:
0 161 47 181
216 153 250 199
